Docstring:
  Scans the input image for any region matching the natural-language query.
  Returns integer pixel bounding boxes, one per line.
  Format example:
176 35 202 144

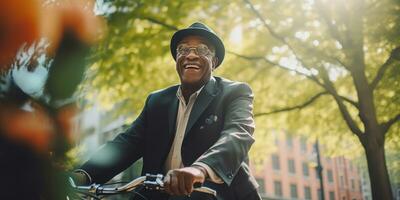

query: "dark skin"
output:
175 35 218 103
163 35 219 196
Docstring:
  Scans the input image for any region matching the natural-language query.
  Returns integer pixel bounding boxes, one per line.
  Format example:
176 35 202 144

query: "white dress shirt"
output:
164 84 223 183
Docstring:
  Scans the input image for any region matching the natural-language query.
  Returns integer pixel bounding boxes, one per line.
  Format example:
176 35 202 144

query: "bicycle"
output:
67 173 217 200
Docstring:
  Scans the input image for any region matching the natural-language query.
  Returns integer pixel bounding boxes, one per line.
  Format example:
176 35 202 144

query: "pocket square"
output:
205 114 218 125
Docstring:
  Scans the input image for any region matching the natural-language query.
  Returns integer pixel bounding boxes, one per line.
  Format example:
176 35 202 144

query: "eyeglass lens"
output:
177 44 211 56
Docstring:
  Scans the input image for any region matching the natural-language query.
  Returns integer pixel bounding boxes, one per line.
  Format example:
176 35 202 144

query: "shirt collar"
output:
176 85 204 101
176 76 213 101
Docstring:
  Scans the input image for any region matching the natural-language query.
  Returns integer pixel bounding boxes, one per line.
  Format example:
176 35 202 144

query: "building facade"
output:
252 132 364 200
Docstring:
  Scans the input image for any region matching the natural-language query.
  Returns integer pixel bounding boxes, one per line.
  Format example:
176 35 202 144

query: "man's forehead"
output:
178 35 214 48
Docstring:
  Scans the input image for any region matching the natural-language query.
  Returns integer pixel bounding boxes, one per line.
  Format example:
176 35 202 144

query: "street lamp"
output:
314 139 325 200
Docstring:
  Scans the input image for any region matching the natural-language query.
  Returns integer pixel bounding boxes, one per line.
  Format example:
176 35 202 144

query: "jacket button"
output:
227 173 233 179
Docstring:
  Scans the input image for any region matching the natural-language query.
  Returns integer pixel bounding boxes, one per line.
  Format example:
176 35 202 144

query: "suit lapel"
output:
168 92 179 137
185 77 219 136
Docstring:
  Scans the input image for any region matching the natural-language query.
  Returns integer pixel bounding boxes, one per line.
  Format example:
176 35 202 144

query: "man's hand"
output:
163 166 207 196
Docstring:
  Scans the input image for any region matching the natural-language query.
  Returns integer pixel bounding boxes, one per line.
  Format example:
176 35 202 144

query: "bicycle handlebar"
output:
69 173 216 197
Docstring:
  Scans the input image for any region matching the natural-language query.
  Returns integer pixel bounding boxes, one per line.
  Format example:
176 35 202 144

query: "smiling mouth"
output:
184 64 200 70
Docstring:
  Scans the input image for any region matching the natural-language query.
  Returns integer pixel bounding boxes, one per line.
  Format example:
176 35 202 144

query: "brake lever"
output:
144 174 164 191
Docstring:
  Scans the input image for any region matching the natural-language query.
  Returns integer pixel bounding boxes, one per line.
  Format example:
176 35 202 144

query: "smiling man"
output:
175 36 216 93
74 22 261 200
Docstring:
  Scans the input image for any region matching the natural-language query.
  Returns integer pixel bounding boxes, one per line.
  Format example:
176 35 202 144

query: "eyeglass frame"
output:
176 43 215 57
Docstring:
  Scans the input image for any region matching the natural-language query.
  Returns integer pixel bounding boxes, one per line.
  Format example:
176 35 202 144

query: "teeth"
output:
185 64 199 69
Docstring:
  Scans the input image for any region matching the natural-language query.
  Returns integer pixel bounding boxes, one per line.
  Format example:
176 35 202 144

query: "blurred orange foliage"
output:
0 0 104 70
0 0 40 69
0 1 104 198
0 103 53 153
42 0 105 54
0 0 104 153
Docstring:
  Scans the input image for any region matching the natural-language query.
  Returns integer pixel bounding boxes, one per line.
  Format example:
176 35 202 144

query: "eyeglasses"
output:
176 44 214 57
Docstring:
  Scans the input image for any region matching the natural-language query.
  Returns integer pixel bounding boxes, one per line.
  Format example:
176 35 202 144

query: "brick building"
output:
251 132 364 200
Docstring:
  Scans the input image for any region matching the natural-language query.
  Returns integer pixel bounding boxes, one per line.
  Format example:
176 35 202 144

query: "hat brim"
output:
170 28 225 68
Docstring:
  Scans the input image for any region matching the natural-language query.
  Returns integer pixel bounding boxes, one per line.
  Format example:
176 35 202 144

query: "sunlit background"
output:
1 0 399 199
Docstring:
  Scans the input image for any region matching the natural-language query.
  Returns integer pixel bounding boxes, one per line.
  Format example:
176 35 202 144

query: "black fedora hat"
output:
170 22 225 68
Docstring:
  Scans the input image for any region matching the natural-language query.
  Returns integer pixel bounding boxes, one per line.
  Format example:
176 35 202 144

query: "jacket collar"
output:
167 76 219 138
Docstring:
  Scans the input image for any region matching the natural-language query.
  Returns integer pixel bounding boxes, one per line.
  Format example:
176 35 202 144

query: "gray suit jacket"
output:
81 76 258 199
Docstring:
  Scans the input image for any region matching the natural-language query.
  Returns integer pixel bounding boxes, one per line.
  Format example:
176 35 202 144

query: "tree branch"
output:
254 91 329 117
227 50 275 65
242 0 285 44
370 46 400 89
243 0 364 138
314 0 345 46
228 50 359 109
301 44 349 69
242 0 312 72
313 0 360 73
320 68 363 137
227 50 325 87
139 16 179 31
381 113 400 133
254 92 359 118
340 95 359 109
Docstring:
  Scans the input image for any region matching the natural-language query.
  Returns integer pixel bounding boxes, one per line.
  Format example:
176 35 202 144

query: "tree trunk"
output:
363 137 393 200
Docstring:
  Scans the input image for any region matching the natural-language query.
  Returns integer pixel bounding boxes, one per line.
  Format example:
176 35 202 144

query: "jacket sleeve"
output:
194 83 255 186
79 95 151 184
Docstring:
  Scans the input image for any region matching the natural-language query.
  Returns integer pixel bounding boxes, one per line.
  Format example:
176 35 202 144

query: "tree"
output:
83 0 198 120
219 0 399 199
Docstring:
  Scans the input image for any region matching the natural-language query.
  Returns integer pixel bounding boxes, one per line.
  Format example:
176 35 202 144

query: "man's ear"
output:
212 57 218 70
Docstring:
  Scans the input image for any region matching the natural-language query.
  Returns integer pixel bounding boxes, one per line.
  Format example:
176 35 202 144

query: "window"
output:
351 179 355 190
301 138 307 152
256 178 266 194
287 135 293 148
340 175 344 186
329 191 335 200
288 159 296 174
326 157 332 163
272 154 280 170
339 157 344 165
304 186 312 200
303 162 310 177
274 181 282 196
290 184 298 198
327 170 333 183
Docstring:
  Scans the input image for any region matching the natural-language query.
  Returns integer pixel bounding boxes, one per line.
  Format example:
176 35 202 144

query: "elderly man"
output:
73 22 261 200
